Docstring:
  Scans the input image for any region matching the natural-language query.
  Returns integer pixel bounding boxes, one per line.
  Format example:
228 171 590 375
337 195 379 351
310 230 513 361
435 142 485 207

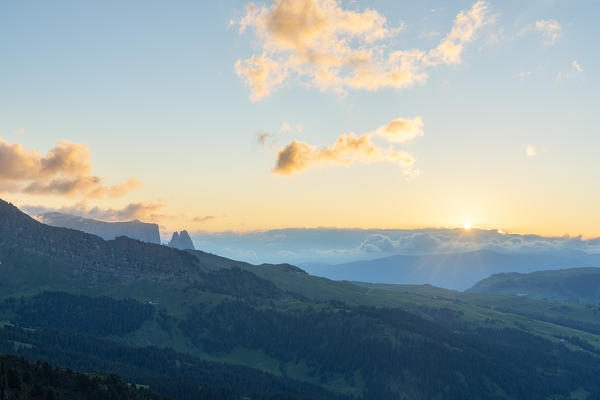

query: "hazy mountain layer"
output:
305 249 600 290
40 211 161 244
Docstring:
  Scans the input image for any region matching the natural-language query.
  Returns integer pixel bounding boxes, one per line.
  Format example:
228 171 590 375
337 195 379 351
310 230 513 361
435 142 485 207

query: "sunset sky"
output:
1 0 597 237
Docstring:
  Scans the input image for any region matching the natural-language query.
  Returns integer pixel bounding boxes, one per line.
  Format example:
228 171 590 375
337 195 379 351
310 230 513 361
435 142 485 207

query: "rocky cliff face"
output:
168 230 195 250
40 212 161 244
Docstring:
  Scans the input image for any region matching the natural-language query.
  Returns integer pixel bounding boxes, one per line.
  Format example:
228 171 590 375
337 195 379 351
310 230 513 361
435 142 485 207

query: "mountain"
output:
39 212 161 244
304 249 600 290
5 199 600 398
468 267 600 303
168 230 195 250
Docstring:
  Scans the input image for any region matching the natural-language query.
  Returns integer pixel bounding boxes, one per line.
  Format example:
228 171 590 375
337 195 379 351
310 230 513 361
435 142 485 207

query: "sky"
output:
1 0 598 238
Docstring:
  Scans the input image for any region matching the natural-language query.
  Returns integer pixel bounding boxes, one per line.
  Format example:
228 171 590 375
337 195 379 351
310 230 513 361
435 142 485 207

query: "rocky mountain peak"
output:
168 230 195 250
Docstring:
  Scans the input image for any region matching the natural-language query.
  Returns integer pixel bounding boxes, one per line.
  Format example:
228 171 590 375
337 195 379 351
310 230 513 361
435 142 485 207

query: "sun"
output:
463 222 472 230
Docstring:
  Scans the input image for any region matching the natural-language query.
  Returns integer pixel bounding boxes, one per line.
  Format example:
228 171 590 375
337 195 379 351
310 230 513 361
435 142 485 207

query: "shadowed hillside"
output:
469 267 600 303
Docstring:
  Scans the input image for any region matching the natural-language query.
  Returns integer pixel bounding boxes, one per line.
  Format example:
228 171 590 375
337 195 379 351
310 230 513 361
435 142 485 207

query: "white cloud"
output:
280 121 292 133
535 19 562 45
517 71 532 79
572 60 584 73
235 0 492 100
557 60 584 80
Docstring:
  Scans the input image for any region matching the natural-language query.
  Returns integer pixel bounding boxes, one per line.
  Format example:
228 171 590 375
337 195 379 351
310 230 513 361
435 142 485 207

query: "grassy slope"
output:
468 267 600 303
186 251 600 353
6 243 600 394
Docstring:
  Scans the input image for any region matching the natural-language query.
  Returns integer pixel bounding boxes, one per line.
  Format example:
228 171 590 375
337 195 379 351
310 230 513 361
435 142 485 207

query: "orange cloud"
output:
272 117 422 175
426 1 490 65
235 0 491 100
0 137 140 198
193 215 219 223
374 117 424 143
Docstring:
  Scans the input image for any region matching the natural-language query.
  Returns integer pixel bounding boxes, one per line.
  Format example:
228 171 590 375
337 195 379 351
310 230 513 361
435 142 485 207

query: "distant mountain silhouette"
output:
304 249 600 290
0 199 202 288
168 230 195 250
40 212 161 244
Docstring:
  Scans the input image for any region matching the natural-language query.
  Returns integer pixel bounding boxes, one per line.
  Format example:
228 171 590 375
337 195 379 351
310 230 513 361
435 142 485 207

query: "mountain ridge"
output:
468 267 600 303
38 211 161 244
304 249 600 290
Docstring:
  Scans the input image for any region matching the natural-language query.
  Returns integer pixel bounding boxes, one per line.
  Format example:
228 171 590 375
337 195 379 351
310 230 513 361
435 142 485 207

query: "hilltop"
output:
39 211 161 244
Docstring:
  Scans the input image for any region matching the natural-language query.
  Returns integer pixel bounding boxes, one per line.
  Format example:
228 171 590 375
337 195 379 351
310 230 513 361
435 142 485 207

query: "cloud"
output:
426 1 490 65
526 146 536 157
256 131 273 145
193 215 219 223
235 0 492 100
272 136 414 175
0 138 140 198
557 60 584 80
23 201 164 222
280 122 292 133
515 18 562 46
535 19 562 45
374 117 424 143
256 121 302 148
235 53 289 102
359 234 397 253
572 60 584 74
517 71 532 79
273 117 421 175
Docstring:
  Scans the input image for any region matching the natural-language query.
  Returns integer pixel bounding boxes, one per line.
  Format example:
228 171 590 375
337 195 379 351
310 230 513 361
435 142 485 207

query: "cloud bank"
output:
272 117 422 175
0 138 140 198
235 0 492 100
191 227 600 266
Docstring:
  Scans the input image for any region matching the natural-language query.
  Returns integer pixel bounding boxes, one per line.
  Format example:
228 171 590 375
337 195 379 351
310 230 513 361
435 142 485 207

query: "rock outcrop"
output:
168 230 195 250
39 212 161 244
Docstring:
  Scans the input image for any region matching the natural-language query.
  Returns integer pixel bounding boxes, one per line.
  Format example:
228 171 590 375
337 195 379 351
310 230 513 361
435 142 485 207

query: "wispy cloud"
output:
557 60 584 80
517 71 532 79
0 138 140 198
535 19 562 45
518 19 562 45
571 60 584 73
256 121 302 149
272 117 422 175
235 0 492 100
23 202 164 222
193 215 221 223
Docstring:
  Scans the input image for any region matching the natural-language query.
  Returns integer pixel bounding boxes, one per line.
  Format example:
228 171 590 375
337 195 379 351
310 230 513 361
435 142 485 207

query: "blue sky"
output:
1 0 598 237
